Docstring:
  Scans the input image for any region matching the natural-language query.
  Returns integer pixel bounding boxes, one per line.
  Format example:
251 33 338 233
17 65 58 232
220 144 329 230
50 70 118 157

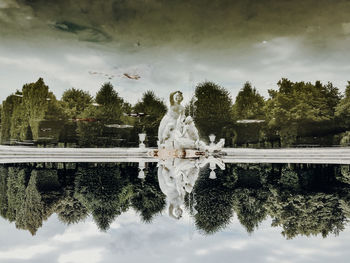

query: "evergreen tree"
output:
233 82 265 120
94 82 124 123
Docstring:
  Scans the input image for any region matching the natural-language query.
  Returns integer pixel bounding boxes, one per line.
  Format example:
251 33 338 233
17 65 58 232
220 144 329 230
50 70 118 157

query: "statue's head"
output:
170 91 183 106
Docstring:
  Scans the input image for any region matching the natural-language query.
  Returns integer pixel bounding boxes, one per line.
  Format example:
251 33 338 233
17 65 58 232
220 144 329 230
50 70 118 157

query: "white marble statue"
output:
174 116 197 149
158 91 185 146
158 91 208 150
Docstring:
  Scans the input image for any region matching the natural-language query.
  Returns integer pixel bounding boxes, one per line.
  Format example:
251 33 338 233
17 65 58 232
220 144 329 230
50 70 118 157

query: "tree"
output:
1 93 23 143
62 88 93 118
133 91 167 146
335 81 350 126
265 79 341 146
22 78 50 139
94 82 124 123
21 78 66 142
233 82 265 120
76 83 129 147
193 81 233 140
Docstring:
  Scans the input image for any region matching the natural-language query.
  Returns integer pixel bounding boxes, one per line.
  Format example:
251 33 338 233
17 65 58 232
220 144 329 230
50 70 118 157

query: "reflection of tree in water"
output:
186 163 350 238
6 166 27 222
0 165 63 235
0 162 167 234
0 166 8 218
1 162 350 238
188 164 237 234
232 188 268 234
16 172 45 235
266 166 343 239
231 165 269 234
55 190 88 225
130 163 166 222
267 191 346 239
267 164 348 239
74 164 128 231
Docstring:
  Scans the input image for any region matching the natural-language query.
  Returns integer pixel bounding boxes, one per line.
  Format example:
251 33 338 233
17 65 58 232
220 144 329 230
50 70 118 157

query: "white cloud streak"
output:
0 244 56 260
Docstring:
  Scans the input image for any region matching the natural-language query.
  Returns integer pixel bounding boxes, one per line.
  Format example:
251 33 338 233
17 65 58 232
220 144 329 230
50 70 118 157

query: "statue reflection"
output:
158 158 198 219
156 156 225 219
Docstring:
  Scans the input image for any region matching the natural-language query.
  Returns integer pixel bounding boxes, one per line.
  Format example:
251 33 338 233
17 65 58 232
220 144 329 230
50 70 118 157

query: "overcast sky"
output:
1 0 350 105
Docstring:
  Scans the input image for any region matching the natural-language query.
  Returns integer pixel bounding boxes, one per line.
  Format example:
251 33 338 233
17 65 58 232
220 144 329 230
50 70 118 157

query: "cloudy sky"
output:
1 0 350 105
1 209 350 263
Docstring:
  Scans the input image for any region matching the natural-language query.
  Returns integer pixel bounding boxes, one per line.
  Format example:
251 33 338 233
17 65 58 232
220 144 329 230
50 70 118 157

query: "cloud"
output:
0 55 63 73
65 54 106 67
53 221 104 243
0 244 56 260
1 212 350 263
58 248 105 263
195 240 248 255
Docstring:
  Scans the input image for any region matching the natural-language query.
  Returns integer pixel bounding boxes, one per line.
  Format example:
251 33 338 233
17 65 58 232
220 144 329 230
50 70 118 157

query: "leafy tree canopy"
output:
265 79 341 128
193 81 233 139
62 88 93 118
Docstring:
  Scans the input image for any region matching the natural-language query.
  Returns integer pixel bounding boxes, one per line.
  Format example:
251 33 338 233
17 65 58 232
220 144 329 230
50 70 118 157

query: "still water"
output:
1 161 350 262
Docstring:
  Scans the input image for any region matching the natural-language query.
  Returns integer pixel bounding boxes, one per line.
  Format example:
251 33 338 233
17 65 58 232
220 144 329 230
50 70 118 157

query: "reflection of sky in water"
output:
1 210 350 263
1 0 350 103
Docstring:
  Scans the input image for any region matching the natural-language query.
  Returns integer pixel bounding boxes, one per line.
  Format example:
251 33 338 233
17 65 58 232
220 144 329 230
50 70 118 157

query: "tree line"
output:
1 78 350 147
1 162 350 238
